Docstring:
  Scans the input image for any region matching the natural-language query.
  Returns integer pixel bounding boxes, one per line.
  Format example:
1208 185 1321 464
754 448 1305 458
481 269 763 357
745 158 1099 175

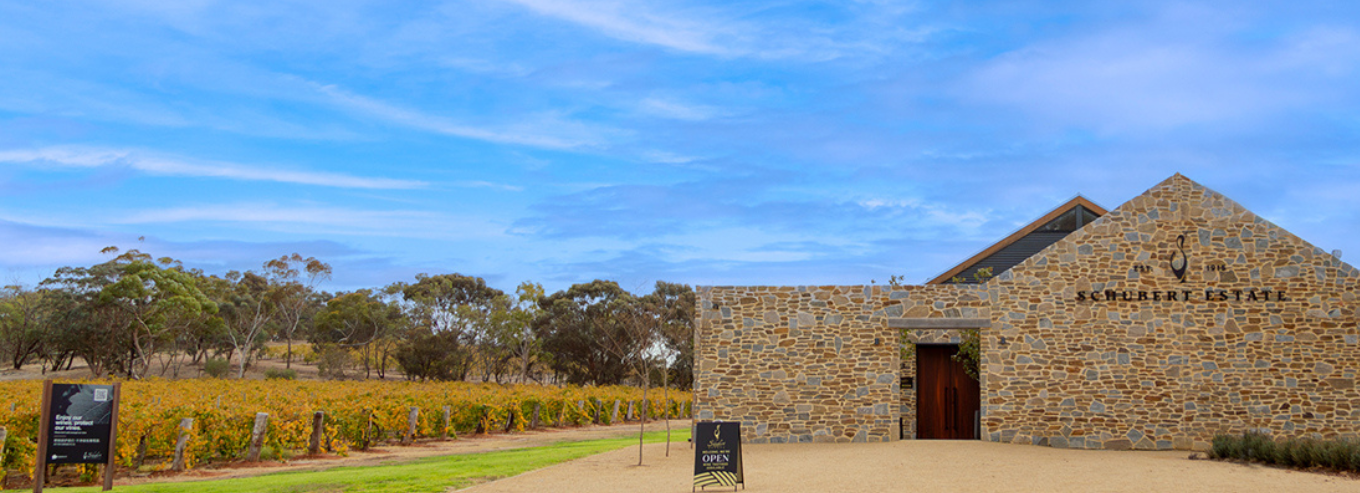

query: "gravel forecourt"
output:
462 433 1359 493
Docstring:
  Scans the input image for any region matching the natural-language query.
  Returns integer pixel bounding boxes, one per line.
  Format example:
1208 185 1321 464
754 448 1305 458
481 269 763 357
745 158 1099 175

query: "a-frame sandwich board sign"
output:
693 421 743 491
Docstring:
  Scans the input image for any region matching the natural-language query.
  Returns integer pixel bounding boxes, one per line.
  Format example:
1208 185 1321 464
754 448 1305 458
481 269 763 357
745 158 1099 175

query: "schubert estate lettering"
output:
1076 288 1287 302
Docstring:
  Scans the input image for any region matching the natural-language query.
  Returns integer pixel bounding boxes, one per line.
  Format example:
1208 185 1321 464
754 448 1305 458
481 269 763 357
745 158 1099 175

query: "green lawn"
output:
43 429 690 493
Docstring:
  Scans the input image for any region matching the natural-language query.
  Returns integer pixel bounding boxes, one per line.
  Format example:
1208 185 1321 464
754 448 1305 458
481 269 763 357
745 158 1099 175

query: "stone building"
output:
693 174 1360 450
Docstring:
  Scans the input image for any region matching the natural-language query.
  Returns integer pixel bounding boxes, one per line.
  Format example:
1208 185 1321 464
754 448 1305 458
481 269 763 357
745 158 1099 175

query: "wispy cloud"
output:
499 0 735 55
112 202 509 240
453 180 524 192
638 97 723 121
0 146 426 190
961 7 1360 133
316 84 609 150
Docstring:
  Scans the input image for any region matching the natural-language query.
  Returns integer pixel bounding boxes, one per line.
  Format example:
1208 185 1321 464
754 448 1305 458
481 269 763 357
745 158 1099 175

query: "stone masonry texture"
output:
695 174 1360 450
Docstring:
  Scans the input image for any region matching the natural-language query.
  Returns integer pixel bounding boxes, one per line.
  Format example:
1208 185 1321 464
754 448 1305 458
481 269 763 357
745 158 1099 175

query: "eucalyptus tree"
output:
0 285 46 370
651 281 697 391
395 273 504 381
97 249 218 379
314 289 405 379
41 252 137 377
203 271 275 378
534 280 636 385
501 281 545 383
39 248 216 379
263 253 331 368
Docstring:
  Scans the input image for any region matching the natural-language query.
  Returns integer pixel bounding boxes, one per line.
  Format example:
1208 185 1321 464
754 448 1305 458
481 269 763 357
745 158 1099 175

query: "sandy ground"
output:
463 439 1360 493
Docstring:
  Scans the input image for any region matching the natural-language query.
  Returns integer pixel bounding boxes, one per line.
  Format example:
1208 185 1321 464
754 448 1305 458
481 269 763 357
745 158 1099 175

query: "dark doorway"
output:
916 344 980 439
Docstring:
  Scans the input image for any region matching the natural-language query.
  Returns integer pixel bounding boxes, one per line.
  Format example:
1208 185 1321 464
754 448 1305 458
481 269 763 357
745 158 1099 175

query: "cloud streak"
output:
111 202 510 240
0 147 427 190
499 0 735 55
316 84 609 150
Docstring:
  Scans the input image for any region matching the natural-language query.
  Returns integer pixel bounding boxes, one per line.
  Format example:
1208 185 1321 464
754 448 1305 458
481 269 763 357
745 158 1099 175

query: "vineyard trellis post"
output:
442 406 451 439
611 400 620 423
247 413 269 461
171 418 193 471
530 403 541 429
308 412 324 455
363 411 375 449
403 407 418 445
627 401 636 421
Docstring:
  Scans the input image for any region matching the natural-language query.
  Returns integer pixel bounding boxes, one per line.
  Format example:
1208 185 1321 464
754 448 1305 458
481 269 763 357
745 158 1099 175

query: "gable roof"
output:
927 195 1107 284
995 172 1358 288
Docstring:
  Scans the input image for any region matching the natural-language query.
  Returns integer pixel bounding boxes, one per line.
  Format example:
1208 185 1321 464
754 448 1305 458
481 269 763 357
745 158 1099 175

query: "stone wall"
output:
695 283 990 443
982 175 1360 450
695 285 898 443
695 174 1360 451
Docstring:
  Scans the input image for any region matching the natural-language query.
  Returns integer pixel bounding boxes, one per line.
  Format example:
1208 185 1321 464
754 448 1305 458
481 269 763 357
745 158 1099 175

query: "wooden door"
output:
916 345 980 439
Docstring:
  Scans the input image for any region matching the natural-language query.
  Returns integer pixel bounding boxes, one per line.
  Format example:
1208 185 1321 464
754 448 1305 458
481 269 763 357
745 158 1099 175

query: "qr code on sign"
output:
94 388 109 402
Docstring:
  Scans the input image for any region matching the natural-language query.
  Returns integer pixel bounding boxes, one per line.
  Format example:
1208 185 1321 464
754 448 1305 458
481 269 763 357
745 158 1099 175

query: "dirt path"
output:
462 439 1360 493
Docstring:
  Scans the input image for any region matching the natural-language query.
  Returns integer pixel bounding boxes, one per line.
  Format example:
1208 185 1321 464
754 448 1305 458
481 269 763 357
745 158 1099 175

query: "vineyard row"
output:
0 380 693 477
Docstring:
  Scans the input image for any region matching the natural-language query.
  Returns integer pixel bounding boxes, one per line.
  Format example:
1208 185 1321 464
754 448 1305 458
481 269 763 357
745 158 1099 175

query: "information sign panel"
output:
693 421 743 491
44 383 116 464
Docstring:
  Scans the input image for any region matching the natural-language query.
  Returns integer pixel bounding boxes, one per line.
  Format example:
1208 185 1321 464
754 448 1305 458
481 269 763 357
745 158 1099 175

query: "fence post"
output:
442 406 451 439
403 407 419 445
611 400 621 424
247 412 269 461
309 411 325 455
171 418 194 471
363 411 375 449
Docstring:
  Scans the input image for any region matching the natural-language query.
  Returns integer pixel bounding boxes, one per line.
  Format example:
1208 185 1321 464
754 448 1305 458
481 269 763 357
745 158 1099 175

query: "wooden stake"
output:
171 418 193 472
441 406 451 439
246 413 269 462
363 412 374 449
403 407 418 445
308 412 324 455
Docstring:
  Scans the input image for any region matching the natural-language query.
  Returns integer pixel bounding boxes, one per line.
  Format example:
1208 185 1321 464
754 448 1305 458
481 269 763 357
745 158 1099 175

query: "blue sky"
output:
2 1 1358 294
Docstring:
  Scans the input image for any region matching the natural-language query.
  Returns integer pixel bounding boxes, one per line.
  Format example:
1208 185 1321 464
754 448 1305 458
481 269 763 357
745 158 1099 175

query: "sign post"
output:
693 421 743 491
34 380 121 492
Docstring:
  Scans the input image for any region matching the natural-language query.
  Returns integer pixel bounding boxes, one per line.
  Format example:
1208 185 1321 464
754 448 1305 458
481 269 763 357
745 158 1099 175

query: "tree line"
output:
0 248 696 390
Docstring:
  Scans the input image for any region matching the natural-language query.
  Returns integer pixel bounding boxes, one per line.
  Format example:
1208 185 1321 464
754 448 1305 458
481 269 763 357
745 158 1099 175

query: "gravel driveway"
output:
462 438 1358 493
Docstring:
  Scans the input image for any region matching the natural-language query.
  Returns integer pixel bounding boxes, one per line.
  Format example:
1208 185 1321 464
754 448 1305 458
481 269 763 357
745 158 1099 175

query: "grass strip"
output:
46 428 691 493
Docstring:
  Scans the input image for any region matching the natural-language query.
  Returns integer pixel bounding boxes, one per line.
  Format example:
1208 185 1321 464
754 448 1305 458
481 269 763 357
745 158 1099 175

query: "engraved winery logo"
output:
1074 232 1290 303
1169 234 1188 283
